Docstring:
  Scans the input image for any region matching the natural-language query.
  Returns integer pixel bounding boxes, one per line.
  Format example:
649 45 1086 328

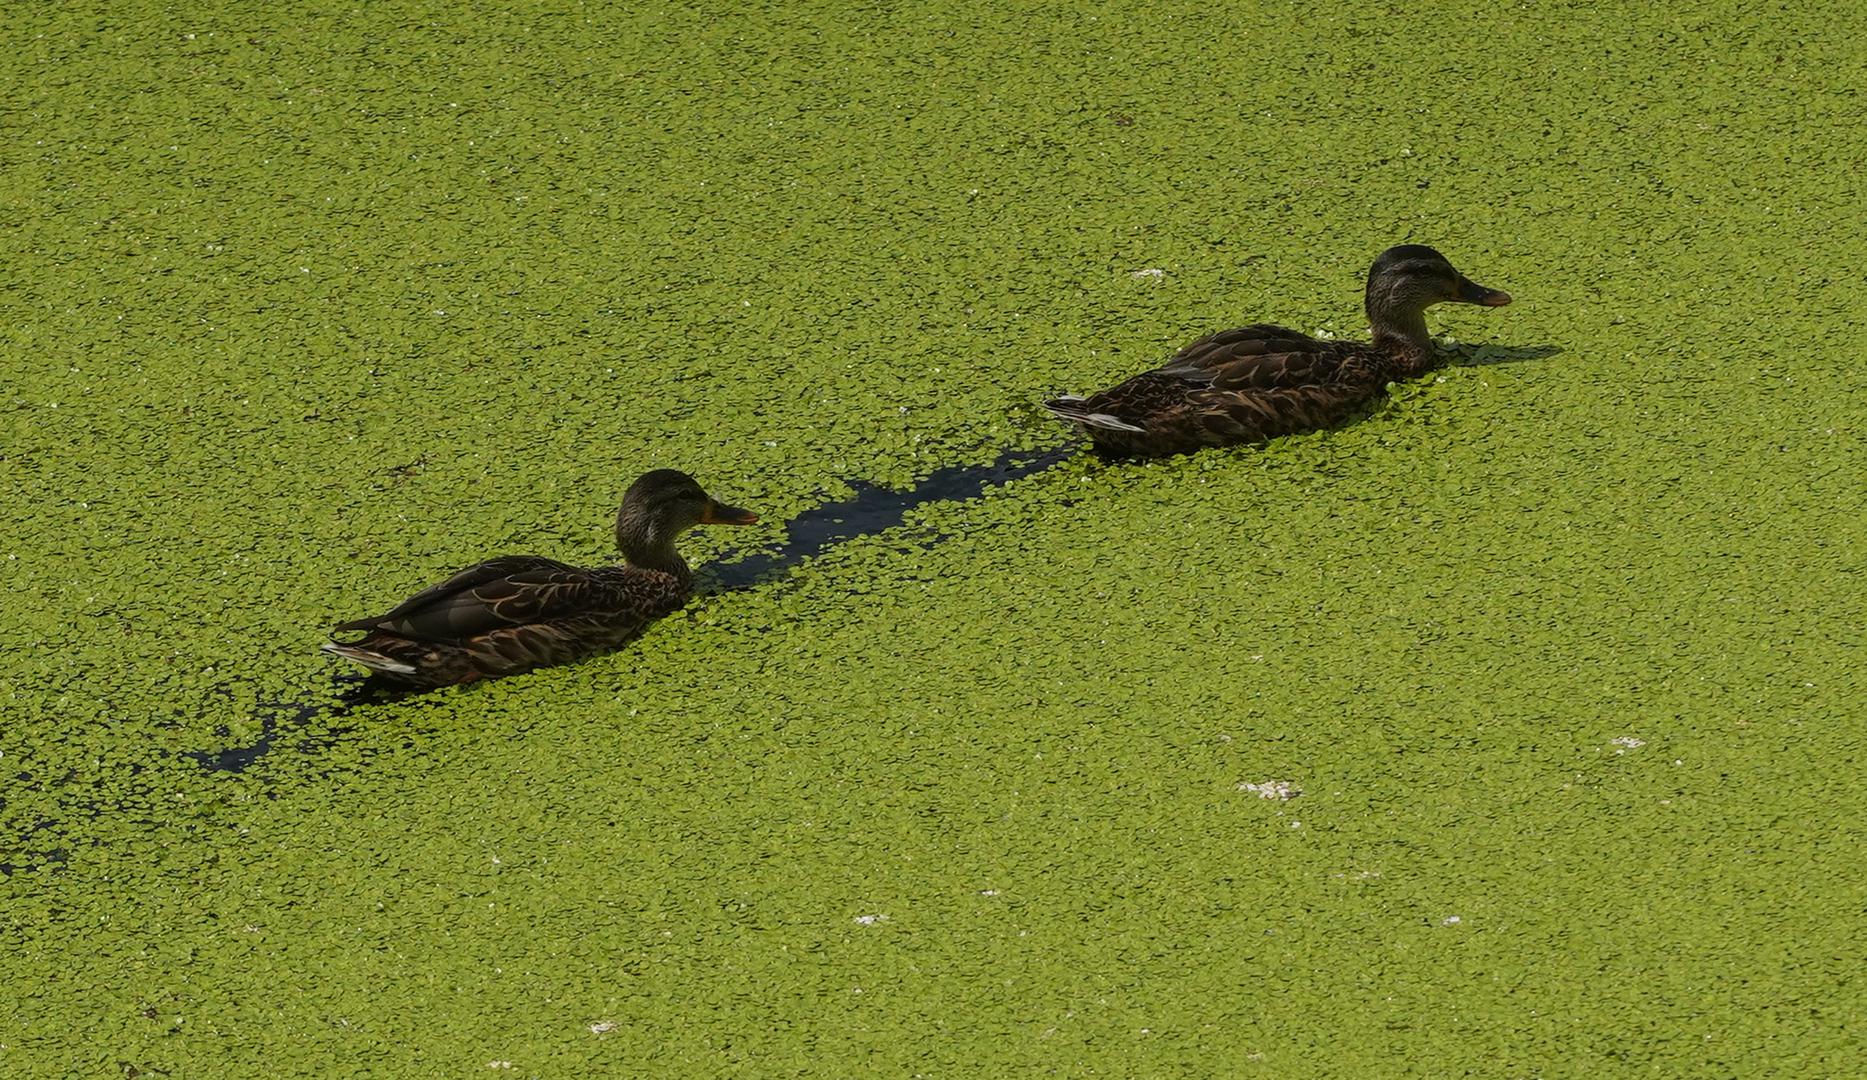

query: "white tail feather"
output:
1043 400 1147 433
321 640 417 675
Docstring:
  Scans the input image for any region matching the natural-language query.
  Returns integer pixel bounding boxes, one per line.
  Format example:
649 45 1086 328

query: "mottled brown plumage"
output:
322 470 758 689
1045 246 1511 456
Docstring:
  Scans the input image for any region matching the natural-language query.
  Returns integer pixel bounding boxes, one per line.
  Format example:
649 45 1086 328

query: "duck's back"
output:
1047 323 1387 455
1157 323 1368 388
329 559 692 685
461 564 690 676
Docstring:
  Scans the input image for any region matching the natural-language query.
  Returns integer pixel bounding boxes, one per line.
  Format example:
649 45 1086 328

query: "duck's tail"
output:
320 639 418 676
1042 396 1146 433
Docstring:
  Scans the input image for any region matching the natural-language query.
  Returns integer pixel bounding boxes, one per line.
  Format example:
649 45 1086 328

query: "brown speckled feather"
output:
332 555 582 638
1050 325 1412 457
328 559 690 689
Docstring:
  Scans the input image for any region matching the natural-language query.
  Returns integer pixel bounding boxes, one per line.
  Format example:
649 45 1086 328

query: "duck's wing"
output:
1185 372 1386 444
332 556 628 642
1156 323 1360 390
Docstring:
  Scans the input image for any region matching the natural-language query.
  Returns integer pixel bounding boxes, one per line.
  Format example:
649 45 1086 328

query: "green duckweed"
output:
3 0 1863 1074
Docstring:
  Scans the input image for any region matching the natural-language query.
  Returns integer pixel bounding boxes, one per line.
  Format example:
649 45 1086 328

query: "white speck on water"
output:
1130 268 1166 279
1442 915 1462 925
854 914 887 926
979 889 999 897
589 1021 616 1034
1238 779 1301 800
487 1063 513 1071
1609 736 1645 753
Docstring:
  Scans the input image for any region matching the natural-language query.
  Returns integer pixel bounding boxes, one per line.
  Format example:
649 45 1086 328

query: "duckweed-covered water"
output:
4 0 1864 1074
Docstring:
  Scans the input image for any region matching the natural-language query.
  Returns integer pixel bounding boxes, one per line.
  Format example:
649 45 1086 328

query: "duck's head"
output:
616 469 758 565
1366 245 1512 317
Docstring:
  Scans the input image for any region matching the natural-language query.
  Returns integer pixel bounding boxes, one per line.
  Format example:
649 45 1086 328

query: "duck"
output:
1044 245 1511 457
322 469 758 689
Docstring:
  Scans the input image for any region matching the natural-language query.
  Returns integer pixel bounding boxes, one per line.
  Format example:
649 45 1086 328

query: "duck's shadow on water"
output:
1450 342 1562 367
184 676 400 774
1 679 417 873
184 702 328 774
697 444 1078 594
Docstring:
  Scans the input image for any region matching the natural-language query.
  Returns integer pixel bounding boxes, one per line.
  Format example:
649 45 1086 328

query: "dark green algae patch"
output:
4 0 1865 1074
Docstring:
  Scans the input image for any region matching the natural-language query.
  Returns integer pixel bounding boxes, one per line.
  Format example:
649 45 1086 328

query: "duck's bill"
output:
701 501 760 525
1457 276 1513 306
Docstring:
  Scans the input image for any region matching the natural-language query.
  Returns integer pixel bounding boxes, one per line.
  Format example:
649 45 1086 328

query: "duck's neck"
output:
1365 297 1437 375
617 515 692 582
1366 296 1431 352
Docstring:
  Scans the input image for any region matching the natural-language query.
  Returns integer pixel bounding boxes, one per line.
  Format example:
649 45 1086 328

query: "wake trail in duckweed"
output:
190 443 1082 774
